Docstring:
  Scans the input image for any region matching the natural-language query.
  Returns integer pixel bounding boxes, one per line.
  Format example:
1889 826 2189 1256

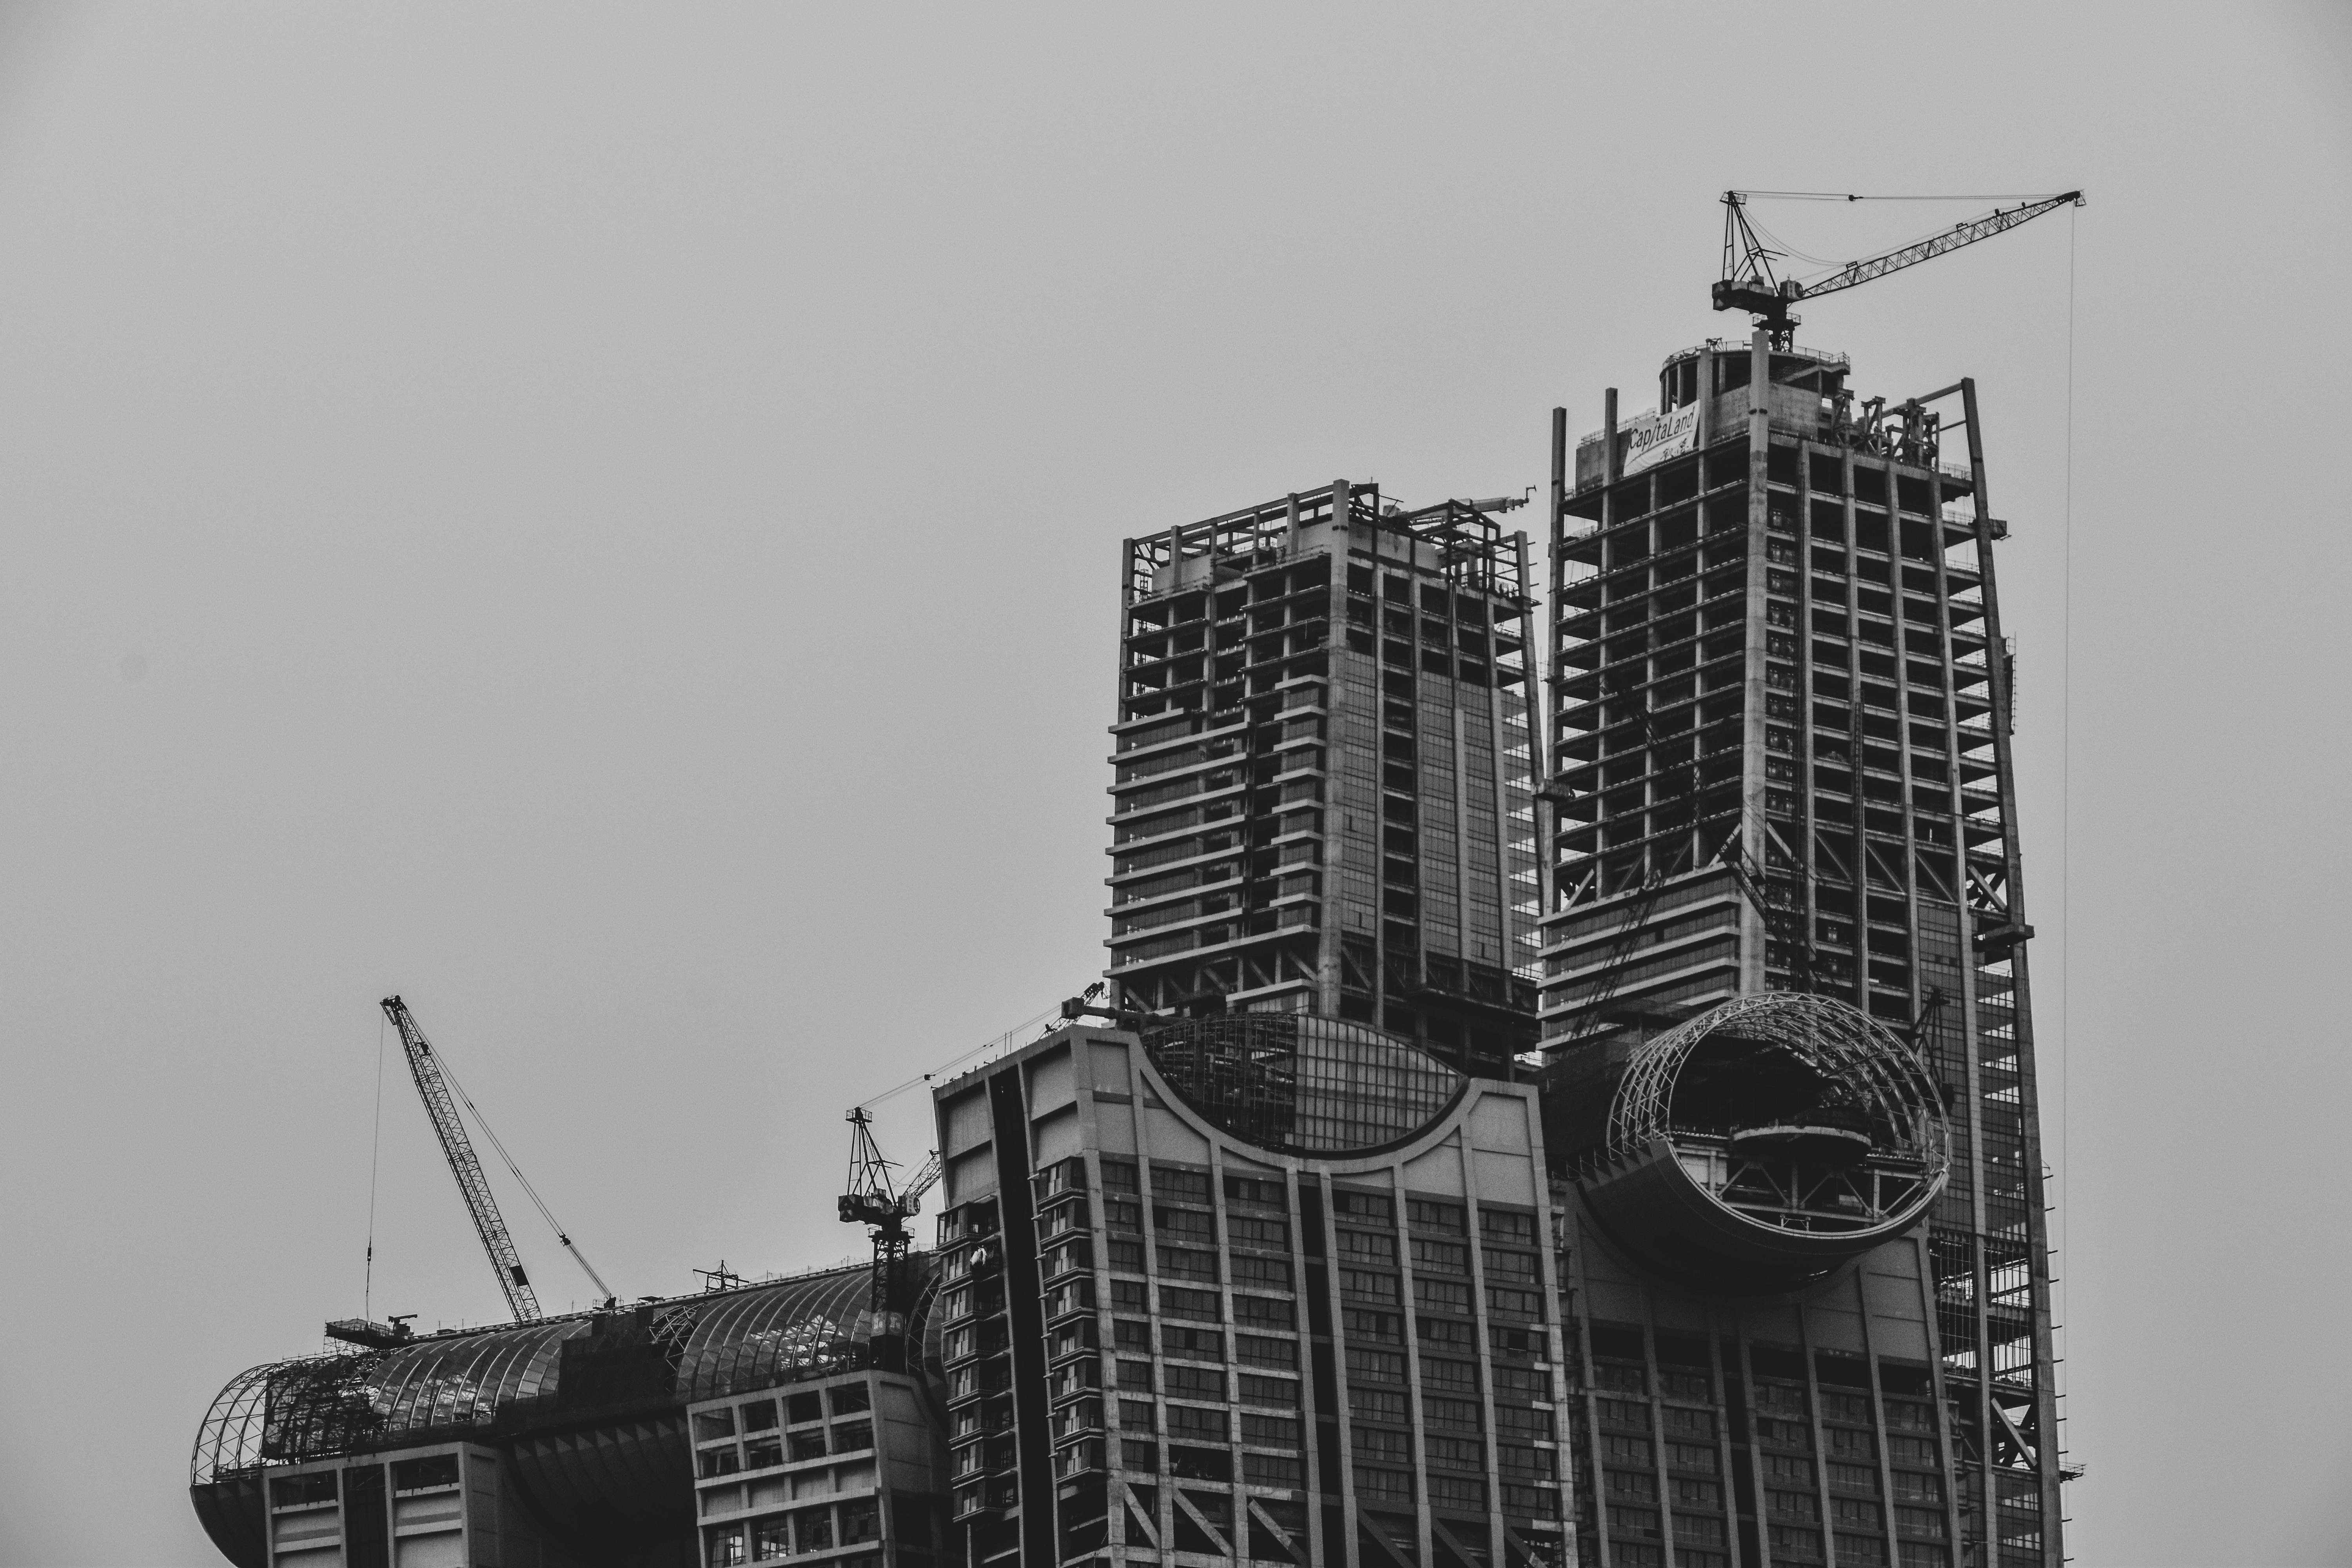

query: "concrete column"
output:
1739 329 1773 995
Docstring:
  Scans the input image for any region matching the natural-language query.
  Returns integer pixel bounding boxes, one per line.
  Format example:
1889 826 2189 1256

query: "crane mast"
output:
381 995 541 1323
838 1108 942 1370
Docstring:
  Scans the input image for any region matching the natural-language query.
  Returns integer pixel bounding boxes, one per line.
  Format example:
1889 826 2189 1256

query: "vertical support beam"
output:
1958 378 2064 1564
1546 408 1569 926
1604 388 1621 485
1739 328 1773 994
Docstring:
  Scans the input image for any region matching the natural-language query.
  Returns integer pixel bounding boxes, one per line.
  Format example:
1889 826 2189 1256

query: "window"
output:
829 1421 872 1455
1332 1190 1394 1223
1425 1396 1481 1433
750 1516 791 1561
1161 1286 1220 1322
1241 1411 1301 1447
742 1436 781 1470
1602 1434 1652 1466
1831 1499 1883 1530
1346 1347 1406 1383
1763 1455 1813 1486
1488 1285 1542 1318
1338 1230 1396 1264
1117 1358 1153 1392
1229 1215 1289 1250
1154 1368 1218 1409
1672 1479 1720 1509
828 1384 870 1416
1244 1452 1303 1487
1353 1428 1411 1463
1352 1387 1408 1424
789 1430 827 1463
1496 1406 1553 1441
797 1507 834 1551
1165 1326 1224 1362
1606 1468 1656 1501
1241 1374 1299 1407
1479 1209 1534 1245
1119 1399 1156 1434
1665 1443 1717 1473
1233 1295 1294 1330
1224 1174 1284 1207
741 1400 779 1433
1418 1317 1474 1349
1407 1199 1465 1232
1354 1466 1413 1504
1231 1254 1291 1289
839 1499 878 1544
1343 1308 1401 1343
1895 1506 1946 1539
1151 1165 1211 1203
1768 1490 1818 1520
706 1526 746 1567
1479 1246 1534 1280
1167 1405 1228 1443
1834 1534 1888 1566
1414 1278 1471 1313
1423 1357 1476 1391
1429 1475 1486 1513
1663 1408 1714 1439
1158 1245 1218 1281
1427 1436 1485 1472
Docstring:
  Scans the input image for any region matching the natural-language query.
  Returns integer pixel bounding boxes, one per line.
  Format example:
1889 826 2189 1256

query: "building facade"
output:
1106 481 1544 1077
188 343 2069 1568
1537 333 2065 1568
929 1016 1573 1568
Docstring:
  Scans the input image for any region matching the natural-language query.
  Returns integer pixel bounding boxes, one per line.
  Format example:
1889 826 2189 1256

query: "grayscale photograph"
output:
0 6 2344 1566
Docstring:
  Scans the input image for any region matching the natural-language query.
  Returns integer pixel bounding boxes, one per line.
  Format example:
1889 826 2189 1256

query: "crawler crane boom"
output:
381 995 541 1322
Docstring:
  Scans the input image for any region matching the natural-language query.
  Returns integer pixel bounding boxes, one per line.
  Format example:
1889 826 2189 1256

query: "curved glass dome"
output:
191 1260 891 1485
1143 1013 1467 1156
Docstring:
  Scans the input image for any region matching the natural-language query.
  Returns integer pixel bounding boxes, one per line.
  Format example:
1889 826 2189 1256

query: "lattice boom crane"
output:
381 995 541 1323
1714 189 2083 344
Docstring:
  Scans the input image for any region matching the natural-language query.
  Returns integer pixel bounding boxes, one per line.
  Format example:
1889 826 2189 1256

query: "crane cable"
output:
857 1004 1064 1111
2056 200 2078 1452
364 1012 387 1322
425 1043 615 1303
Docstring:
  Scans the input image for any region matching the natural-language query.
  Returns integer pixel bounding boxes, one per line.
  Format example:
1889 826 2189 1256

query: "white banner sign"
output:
1622 402 1700 475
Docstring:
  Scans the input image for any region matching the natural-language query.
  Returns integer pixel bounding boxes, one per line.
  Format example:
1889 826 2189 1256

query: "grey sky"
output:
1 4 2345 1562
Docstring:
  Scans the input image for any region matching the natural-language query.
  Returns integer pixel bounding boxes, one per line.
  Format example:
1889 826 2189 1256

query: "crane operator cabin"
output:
190 193 2075 1568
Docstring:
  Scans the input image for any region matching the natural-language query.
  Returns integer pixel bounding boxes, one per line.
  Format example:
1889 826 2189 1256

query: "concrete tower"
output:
1536 334 2065 1568
1106 481 1544 1076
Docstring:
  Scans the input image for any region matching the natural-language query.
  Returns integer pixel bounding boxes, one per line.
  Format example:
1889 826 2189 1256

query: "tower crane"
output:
838 1107 942 1370
379 996 615 1323
1714 189 2083 346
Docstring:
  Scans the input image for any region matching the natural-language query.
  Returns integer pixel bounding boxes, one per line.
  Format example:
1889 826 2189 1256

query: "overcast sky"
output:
1 5 2346 1563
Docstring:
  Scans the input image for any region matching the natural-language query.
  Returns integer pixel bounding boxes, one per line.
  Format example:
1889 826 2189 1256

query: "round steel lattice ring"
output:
1606 991 1949 1179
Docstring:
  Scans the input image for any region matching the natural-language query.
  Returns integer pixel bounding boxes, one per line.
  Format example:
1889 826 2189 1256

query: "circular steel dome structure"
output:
1577 993 1949 1292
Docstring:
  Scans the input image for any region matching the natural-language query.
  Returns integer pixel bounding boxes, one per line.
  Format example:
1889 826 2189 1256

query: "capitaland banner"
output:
1622 402 1700 475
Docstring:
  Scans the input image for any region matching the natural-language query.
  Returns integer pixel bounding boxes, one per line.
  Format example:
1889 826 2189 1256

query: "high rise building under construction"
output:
1104 482 1544 1076
1534 332 2064 1568
185 283 2069 1568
